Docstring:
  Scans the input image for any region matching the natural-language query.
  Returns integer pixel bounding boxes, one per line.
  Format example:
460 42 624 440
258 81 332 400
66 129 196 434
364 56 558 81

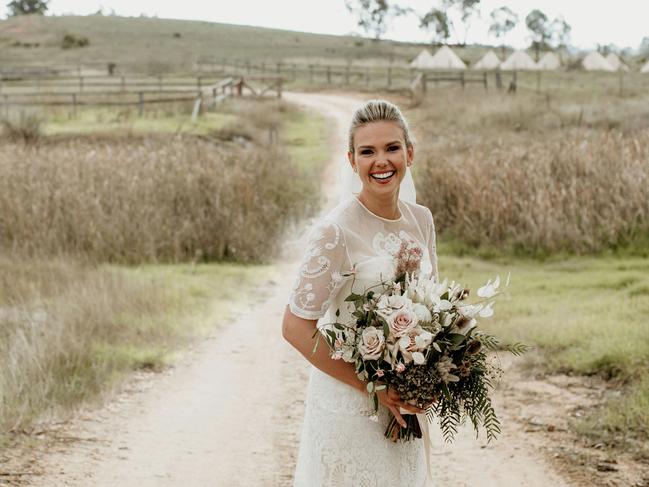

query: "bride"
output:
282 99 438 486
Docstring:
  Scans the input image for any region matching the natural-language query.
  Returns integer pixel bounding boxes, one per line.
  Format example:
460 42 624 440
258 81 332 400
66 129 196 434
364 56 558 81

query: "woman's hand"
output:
376 387 425 428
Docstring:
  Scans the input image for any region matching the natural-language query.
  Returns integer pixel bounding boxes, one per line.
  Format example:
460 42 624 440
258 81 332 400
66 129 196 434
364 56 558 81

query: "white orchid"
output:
477 275 501 298
478 301 495 318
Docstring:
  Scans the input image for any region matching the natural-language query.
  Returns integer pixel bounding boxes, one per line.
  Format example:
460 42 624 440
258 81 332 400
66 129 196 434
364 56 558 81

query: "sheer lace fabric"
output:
288 195 438 487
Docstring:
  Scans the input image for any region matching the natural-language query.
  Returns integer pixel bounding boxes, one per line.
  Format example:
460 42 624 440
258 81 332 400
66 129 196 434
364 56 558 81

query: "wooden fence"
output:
0 75 283 117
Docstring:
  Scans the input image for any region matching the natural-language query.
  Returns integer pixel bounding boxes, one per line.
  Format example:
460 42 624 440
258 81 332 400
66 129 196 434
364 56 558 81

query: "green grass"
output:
282 105 329 172
438 249 649 450
43 107 238 136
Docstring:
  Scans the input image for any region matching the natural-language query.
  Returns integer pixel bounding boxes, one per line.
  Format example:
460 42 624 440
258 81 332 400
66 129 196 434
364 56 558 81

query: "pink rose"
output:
388 308 418 337
358 327 385 361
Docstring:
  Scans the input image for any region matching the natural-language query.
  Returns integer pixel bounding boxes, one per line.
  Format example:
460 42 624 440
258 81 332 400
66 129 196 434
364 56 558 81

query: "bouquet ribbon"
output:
417 413 434 485
400 408 433 485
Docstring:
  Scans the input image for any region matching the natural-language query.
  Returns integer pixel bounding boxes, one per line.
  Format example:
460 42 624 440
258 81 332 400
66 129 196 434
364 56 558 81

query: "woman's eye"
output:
388 145 399 151
360 150 372 155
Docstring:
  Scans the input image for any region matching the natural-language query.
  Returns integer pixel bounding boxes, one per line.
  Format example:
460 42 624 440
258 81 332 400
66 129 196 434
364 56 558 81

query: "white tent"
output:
605 53 629 71
427 45 467 70
641 60 649 74
582 51 615 71
537 52 561 70
410 49 437 69
500 50 537 70
472 50 501 70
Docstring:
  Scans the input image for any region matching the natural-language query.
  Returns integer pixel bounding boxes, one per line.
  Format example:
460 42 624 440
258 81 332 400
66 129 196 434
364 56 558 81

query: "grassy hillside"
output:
0 14 493 74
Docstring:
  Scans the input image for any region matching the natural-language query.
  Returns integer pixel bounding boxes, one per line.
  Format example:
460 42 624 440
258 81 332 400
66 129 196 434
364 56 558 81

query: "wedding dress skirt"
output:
292 367 429 487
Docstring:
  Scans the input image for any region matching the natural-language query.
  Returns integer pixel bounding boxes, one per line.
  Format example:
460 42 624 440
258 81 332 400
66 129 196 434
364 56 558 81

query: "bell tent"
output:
582 51 615 71
472 50 501 70
537 52 561 70
500 50 537 70
427 45 467 70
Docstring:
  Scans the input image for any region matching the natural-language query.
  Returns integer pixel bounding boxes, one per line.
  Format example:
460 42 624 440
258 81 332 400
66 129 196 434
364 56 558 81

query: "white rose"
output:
376 294 412 320
358 326 385 361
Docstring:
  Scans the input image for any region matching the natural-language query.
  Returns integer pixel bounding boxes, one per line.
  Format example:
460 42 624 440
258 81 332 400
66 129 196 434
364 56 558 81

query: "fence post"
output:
196 76 203 93
365 70 370 87
483 72 488 91
326 66 331 84
158 75 163 93
495 70 502 90
460 72 465 89
245 61 251 74
387 67 392 88
121 76 126 92
3 94 8 118
422 74 427 93
308 65 314 83
261 62 266 73
277 78 282 99
292 63 297 80
536 71 541 93
138 92 144 117
345 66 350 85
619 71 624 97
71 93 77 118
79 76 84 92
276 62 281 74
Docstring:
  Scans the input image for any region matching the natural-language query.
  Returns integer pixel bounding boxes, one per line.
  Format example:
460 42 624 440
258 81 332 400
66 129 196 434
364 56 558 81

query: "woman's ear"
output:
347 151 356 172
406 145 414 167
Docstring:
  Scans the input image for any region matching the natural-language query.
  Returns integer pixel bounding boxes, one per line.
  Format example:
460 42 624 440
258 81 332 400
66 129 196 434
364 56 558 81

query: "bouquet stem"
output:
385 413 422 442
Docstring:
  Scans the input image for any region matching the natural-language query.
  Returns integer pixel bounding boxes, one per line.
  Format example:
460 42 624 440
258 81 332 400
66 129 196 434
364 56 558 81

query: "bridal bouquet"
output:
314 239 528 444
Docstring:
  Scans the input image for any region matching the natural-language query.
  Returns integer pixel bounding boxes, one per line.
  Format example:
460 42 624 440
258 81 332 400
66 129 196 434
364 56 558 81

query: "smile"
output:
370 170 395 182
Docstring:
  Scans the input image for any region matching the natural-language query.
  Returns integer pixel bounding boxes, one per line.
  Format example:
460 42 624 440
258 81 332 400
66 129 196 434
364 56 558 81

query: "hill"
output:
0 14 491 74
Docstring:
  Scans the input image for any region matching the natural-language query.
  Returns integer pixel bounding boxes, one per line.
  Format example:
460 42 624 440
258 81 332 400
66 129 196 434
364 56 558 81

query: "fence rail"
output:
0 75 282 118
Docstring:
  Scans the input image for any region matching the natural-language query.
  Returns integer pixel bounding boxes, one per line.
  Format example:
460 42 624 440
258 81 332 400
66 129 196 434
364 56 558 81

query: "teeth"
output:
371 171 395 180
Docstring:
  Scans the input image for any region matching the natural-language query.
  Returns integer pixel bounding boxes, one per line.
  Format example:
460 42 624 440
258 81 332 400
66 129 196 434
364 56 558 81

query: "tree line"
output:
345 0 572 56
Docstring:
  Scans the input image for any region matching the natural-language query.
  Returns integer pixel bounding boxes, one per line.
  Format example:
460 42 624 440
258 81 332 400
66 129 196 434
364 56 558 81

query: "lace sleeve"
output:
288 220 352 321
426 208 439 280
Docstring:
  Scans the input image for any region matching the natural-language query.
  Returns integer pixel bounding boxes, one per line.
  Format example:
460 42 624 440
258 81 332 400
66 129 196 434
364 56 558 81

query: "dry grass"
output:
411 89 649 256
0 253 273 437
0 132 317 264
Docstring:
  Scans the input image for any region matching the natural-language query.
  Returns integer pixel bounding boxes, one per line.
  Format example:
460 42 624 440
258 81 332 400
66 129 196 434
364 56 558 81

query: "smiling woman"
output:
282 99 438 487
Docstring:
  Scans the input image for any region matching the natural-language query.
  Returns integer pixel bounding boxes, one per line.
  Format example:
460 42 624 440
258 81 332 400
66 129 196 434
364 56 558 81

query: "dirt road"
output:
16 93 643 487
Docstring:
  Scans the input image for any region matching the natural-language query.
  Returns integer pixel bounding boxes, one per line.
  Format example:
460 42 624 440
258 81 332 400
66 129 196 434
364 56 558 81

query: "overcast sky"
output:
2 1 647 50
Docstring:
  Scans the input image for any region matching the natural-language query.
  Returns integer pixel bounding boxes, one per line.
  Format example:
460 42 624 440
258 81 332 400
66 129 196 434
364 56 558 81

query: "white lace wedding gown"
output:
288 195 439 487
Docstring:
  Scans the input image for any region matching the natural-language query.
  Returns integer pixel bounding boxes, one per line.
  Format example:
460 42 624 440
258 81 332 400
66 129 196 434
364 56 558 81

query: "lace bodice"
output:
289 195 439 323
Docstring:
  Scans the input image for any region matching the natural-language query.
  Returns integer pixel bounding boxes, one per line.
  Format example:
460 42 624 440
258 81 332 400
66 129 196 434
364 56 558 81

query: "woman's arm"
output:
281 305 422 425
282 305 366 393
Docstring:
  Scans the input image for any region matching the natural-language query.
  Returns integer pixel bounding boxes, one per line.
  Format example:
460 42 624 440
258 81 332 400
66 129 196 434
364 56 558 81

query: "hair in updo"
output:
347 99 414 154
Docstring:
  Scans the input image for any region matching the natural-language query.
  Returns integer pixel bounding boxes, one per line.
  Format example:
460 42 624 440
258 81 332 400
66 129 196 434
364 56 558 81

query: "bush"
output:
1 111 43 144
61 34 89 49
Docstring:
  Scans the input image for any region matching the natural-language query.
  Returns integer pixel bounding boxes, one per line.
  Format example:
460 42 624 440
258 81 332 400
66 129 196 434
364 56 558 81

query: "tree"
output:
488 6 518 56
344 0 408 41
419 8 450 44
549 17 571 49
525 9 551 59
7 0 48 16
420 0 482 45
639 36 649 57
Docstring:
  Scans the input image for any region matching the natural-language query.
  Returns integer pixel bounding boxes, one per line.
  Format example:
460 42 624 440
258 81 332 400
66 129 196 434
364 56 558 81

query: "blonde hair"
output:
347 99 414 154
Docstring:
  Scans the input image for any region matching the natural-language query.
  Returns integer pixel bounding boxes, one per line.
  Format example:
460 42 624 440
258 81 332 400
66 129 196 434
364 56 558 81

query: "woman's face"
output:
348 120 414 200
